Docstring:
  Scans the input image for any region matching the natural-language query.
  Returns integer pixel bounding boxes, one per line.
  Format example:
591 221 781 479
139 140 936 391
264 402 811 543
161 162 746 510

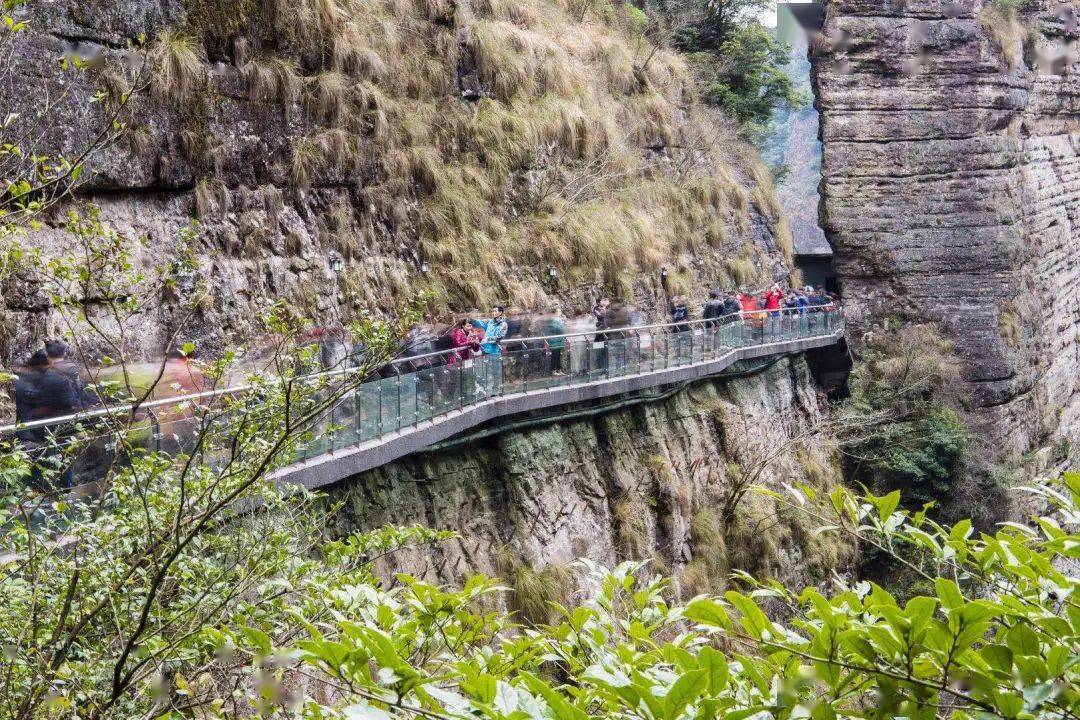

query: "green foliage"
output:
3 217 1078 720
0 203 421 719
668 0 803 139
697 24 803 140
839 323 971 511
231 476 1080 720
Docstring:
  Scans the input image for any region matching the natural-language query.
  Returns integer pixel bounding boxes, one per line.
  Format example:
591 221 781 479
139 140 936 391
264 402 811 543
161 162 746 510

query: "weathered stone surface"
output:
814 0 1080 454
327 357 856 593
1 0 793 367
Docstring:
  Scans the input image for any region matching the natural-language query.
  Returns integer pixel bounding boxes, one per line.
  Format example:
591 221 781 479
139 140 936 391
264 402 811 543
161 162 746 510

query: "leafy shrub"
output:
839 323 973 512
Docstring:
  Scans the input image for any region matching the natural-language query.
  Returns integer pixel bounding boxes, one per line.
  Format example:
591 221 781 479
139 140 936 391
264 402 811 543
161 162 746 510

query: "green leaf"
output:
342 702 392 720
664 669 707 719
684 599 730 629
1005 623 1041 657
697 647 729 693
520 672 588 720
875 490 901 521
724 592 770 639
981 644 1014 675
934 578 964 610
461 673 497 704
1022 682 1058 710
240 626 272 656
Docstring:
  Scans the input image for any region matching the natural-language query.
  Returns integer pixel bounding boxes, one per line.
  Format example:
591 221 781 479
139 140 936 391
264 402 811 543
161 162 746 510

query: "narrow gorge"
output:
2 0 1079 716
3 0 1079 583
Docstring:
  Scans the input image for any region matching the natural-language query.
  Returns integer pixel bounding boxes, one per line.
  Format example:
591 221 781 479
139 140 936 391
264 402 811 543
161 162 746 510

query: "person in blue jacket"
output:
471 306 508 394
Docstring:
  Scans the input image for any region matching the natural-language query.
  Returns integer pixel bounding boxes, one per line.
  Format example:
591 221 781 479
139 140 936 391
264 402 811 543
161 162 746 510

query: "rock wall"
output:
814 0 1080 454
1 0 793 366
326 355 856 594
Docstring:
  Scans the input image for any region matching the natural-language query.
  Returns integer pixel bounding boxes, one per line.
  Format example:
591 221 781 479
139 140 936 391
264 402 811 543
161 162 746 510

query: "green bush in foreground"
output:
278 475 1079 720
5 459 1076 718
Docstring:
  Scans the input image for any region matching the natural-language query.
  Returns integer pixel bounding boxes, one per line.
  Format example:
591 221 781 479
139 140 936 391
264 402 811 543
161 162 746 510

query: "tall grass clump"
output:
172 0 787 312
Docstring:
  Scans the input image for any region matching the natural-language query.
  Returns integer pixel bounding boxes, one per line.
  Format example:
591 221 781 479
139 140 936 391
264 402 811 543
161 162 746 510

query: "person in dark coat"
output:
702 290 724 327
671 296 689 327
45 338 98 408
721 292 741 317
17 349 81 489
21 350 81 425
13 362 42 443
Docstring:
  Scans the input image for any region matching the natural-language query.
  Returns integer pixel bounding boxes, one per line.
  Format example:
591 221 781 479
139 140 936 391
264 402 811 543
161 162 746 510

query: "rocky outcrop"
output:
814 0 1080 454
326 356 856 594
1 0 794 366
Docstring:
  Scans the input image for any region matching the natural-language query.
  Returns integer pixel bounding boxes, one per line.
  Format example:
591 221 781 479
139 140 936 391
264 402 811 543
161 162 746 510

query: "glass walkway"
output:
2 307 844 493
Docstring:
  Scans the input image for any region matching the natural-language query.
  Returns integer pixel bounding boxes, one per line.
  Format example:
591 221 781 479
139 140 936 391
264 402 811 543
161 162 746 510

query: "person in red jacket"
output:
762 283 785 339
447 318 475 367
763 283 784 312
737 288 760 314
736 288 763 342
760 282 786 338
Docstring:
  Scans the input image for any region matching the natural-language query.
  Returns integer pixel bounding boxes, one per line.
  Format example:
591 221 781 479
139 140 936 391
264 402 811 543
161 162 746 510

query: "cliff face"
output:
326 356 856 594
2 0 793 364
814 0 1080 454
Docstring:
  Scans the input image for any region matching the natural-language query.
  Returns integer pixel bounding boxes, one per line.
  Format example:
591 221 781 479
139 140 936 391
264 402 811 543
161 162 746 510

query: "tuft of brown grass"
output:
194 177 230 221
979 3 1028 70
305 71 352 124
242 57 301 106
677 507 728 597
496 548 573 626
149 30 205 102
473 0 538 27
613 492 651 560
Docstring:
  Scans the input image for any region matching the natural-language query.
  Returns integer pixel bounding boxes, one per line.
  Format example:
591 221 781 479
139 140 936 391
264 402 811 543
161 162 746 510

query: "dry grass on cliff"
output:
677 507 727 597
496 549 573 626
979 3 1028 70
171 0 783 313
149 30 205 102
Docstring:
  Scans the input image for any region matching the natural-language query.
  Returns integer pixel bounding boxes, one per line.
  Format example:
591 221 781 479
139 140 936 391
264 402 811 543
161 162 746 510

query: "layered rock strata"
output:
814 0 1080 454
327 356 856 593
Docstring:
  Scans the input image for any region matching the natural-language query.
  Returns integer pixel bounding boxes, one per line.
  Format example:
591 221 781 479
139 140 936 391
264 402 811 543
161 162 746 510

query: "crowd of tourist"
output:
10 286 838 426
668 284 838 326
8 285 838 438
4 285 838 490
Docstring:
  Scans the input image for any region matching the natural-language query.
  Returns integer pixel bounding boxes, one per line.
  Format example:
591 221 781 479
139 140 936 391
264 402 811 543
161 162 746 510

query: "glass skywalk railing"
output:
1 306 843 489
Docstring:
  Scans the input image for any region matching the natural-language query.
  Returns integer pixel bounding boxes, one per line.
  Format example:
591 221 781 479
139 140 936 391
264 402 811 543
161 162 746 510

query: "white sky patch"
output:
761 0 815 28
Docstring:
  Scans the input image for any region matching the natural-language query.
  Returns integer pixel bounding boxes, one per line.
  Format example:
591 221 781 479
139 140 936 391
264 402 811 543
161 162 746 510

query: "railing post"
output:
429 369 436 422
376 382 384 436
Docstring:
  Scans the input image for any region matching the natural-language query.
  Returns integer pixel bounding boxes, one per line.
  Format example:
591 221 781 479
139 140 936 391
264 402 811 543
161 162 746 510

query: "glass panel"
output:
2 304 846 505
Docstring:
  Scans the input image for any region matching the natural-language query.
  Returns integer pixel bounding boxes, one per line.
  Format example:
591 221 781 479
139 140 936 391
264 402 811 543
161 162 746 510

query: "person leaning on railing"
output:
470 306 508 395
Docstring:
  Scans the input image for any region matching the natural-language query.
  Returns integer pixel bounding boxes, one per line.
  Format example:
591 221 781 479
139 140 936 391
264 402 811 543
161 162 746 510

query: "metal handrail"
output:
386 305 837 365
1 305 840 435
